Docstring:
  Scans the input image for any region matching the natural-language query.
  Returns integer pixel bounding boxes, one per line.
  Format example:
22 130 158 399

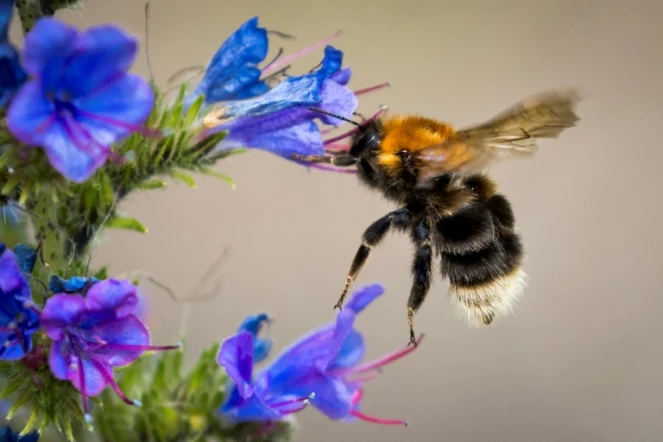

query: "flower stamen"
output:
342 334 424 376
354 82 391 96
350 409 408 426
261 30 343 76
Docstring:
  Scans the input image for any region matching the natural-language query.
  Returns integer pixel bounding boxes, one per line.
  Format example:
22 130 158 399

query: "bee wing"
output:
415 88 582 185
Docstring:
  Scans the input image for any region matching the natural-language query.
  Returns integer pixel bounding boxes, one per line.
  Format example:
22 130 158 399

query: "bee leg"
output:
290 153 357 167
406 219 432 347
335 207 412 310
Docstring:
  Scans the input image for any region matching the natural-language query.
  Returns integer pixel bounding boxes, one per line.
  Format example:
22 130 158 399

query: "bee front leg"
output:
407 219 432 347
335 207 412 310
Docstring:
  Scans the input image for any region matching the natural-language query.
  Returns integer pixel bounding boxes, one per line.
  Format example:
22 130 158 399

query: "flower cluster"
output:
0 3 417 441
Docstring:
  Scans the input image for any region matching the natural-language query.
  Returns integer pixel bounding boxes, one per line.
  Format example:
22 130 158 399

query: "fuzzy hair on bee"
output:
293 89 581 345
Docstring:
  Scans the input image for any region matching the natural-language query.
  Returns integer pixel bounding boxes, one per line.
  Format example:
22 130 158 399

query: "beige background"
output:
24 0 663 441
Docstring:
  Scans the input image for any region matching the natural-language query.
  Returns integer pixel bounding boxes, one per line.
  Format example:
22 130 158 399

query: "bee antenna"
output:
307 107 363 127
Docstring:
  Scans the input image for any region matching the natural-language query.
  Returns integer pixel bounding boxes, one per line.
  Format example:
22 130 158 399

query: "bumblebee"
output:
293 89 581 346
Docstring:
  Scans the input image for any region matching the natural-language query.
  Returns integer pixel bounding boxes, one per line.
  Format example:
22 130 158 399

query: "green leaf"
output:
106 216 149 233
184 94 205 127
171 170 197 189
200 167 235 189
136 179 167 190
1 176 20 195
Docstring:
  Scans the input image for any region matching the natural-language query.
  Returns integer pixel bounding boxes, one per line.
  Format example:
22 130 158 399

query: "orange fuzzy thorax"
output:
377 115 456 172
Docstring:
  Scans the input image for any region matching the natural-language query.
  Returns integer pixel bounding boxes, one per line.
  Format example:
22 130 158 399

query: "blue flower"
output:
6 18 155 183
205 45 358 160
0 0 27 108
40 278 180 415
183 17 269 109
218 284 422 425
0 244 40 361
0 425 39 442
48 275 99 294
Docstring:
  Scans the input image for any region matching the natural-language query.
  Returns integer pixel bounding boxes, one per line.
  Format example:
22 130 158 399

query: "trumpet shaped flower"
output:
218 284 422 425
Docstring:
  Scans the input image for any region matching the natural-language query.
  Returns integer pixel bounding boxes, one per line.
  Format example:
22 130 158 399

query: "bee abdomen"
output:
437 189 526 327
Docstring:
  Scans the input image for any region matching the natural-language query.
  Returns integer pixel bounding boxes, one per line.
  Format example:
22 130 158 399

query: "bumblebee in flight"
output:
293 89 581 346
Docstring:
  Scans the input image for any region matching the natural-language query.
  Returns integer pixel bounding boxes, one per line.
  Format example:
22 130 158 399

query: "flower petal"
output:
0 42 28 108
71 357 110 396
12 244 36 274
85 279 138 318
0 334 31 360
237 313 272 364
220 388 284 422
314 46 344 80
315 79 358 126
41 294 86 340
72 73 155 146
214 75 322 120
0 247 25 294
327 329 365 371
330 67 352 86
218 331 255 399
344 283 384 315
188 16 269 107
219 119 323 159
5 79 55 146
287 372 353 420
48 275 99 294
85 315 149 366
22 18 77 88
61 24 138 97
49 340 72 380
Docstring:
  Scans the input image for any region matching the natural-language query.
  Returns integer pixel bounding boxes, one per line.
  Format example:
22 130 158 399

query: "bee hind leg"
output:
335 207 412 310
406 219 433 347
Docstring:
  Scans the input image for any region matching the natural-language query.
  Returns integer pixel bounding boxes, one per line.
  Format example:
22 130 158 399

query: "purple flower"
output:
218 284 422 425
0 244 40 360
40 278 179 414
6 18 155 183
205 45 358 160
0 0 27 108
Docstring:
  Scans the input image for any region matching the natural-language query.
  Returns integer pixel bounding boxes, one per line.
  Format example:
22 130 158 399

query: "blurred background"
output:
13 0 663 441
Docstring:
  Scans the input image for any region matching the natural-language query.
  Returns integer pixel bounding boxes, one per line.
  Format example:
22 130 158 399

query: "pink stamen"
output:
350 409 408 426
350 388 364 406
35 114 57 135
342 334 424 376
323 128 359 145
324 143 350 153
74 109 162 139
354 82 391 96
78 357 89 414
60 114 100 156
91 359 137 406
345 371 380 384
102 343 181 352
308 163 357 174
270 396 310 409
261 30 343 77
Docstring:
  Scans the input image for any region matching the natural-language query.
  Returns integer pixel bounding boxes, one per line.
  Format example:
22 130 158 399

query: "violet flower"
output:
40 278 180 415
218 284 422 426
0 244 40 361
0 0 27 108
6 18 155 183
205 45 358 160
